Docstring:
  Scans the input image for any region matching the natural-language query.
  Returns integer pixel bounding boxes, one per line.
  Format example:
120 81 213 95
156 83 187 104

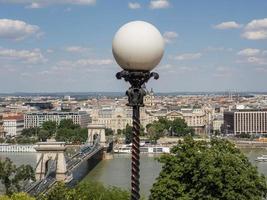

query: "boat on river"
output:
114 144 170 154
255 155 267 162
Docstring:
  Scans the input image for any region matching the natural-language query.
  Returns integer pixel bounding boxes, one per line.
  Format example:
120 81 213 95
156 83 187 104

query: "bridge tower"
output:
35 141 67 181
87 124 106 146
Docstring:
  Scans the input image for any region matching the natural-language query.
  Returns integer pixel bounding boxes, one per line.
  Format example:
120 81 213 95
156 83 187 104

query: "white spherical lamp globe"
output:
112 21 164 71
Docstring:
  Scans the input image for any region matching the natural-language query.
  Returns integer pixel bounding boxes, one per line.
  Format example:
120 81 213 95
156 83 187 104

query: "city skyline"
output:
0 0 267 92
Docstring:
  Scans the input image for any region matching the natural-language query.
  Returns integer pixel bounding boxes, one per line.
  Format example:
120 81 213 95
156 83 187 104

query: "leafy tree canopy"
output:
42 121 57 135
21 128 40 138
122 124 132 144
105 128 114 136
39 181 130 200
0 158 35 195
0 193 35 200
150 136 267 200
58 119 80 130
146 117 194 139
37 130 51 142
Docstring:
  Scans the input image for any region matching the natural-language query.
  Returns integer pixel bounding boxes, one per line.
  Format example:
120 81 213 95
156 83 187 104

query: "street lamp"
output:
112 21 164 200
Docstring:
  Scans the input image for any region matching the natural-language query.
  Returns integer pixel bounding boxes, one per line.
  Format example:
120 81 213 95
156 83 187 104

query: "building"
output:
3 115 24 137
24 102 53 110
91 105 208 135
0 114 5 138
24 111 90 128
164 109 207 134
91 106 133 133
212 118 224 132
144 89 155 107
224 109 267 135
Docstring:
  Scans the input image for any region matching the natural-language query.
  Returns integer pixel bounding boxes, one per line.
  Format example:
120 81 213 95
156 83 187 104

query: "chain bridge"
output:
24 124 112 196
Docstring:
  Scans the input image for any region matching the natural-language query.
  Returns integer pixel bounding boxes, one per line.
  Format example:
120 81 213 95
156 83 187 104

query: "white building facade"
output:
24 111 90 128
3 116 24 137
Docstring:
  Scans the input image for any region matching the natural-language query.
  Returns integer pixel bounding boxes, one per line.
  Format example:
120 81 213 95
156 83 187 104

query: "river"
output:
1 148 267 197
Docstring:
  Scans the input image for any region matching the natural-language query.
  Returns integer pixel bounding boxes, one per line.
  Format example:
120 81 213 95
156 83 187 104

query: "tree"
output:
105 128 114 136
117 129 122 135
0 158 35 195
39 181 130 200
0 193 35 200
58 119 79 130
55 127 87 144
122 124 132 144
147 126 160 144
21 127 40 138
214 130 220 136
42 121 57 135
147 117 194 138
38 129 51 142
149 136 267 200
171 118 195 137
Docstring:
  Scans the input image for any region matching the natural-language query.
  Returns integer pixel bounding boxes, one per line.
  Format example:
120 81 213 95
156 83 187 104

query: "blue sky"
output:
0 0 267 93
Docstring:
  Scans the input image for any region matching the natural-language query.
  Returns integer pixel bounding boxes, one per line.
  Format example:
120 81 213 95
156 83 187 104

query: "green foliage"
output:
39 181 130 200
213 130 220 136
117 129 122 135
0 158 35 195
170 118 194 136
238 132 251 138
58 119 80 130
21 128 40 137
105 128 114 136
38 130 51 142
0 138 4 143
15 119 85 144
122 124 132 144
146 117 194 142
0 193 35 200
55 128 87 144
121 124 145 144
147 126 160 144
42 121 57 135
149 136 267 200
16 136 37 144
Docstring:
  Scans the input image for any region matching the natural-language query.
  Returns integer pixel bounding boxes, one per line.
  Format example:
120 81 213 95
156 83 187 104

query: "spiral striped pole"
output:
116 70 159 200
131 105 140 200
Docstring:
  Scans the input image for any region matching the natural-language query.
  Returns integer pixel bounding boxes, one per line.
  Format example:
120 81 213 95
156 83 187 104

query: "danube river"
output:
1 148 267 197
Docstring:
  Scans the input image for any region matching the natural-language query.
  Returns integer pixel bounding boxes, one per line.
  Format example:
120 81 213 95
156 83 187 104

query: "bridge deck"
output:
26 143 104 196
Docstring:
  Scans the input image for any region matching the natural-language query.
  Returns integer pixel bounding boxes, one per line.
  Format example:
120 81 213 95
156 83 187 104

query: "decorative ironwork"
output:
116 70 159 200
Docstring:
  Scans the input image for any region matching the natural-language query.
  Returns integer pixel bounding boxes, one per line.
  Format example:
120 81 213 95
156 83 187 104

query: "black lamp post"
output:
112 21 164 200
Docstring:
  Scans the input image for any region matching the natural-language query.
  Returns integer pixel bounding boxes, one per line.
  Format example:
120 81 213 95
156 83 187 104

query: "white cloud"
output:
242 18 267 40
128 2 141 9
237 48 261 56
49 58 114 74
245 18 267 30
0 0 96 8
246 57 266 65
163 31 178 43
172 53 202 61
213 21 242 30
149 0 170 9
236 56 267 66
64 46 90 53
242 30 267 40
236 47 267 66
0 47 46 63
0 19 40 40
57 58 113 68
204 46 233 52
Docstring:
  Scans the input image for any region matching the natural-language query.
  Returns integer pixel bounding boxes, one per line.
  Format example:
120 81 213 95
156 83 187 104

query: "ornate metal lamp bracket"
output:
116 70 159 107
